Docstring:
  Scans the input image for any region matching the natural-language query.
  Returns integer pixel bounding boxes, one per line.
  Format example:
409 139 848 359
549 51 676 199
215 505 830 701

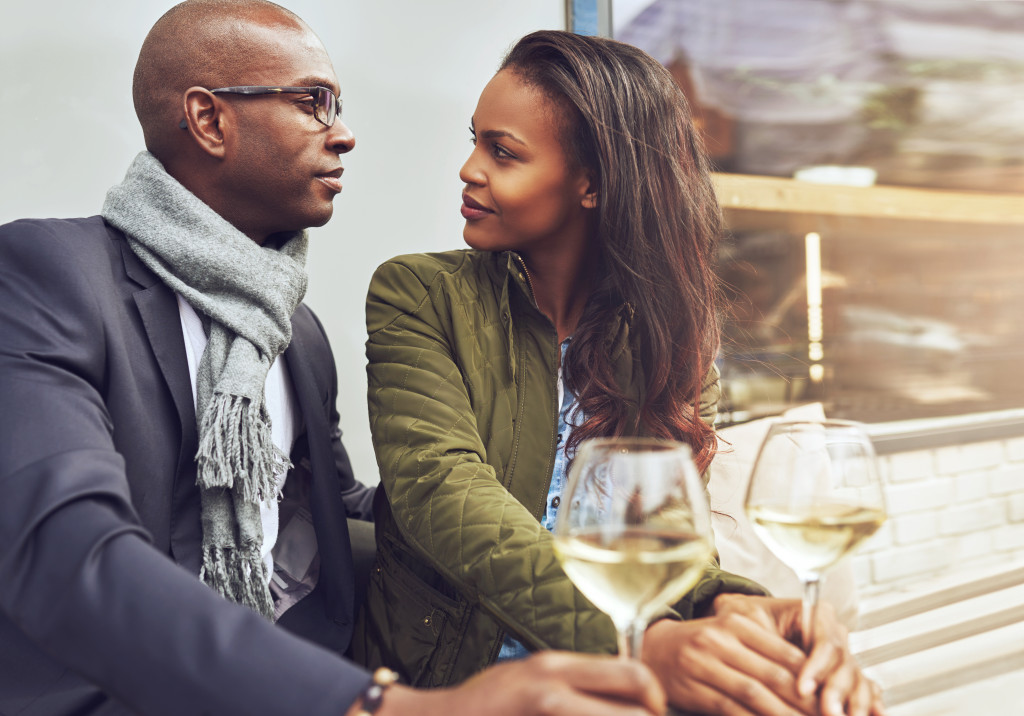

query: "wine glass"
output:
553 437 713 660
744 419 886 651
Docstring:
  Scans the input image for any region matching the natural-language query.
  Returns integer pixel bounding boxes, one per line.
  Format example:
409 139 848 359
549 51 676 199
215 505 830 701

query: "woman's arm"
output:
366 256 617 653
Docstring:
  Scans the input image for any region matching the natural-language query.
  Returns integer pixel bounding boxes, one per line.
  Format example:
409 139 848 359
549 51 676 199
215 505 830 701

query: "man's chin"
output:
288 206 335 233
310 204 335 228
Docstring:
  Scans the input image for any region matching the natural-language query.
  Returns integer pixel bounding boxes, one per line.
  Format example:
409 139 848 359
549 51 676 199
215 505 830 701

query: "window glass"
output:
615 0 1024 424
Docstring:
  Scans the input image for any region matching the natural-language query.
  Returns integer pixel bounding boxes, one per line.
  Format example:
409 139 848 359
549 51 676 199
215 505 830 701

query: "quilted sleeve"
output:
366 258 618 654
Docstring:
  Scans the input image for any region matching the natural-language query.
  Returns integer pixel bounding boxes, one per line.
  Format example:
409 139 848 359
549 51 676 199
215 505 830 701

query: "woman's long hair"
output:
501 31 722 473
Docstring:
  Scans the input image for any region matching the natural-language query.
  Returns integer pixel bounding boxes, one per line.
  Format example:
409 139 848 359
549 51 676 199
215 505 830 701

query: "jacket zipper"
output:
508 251 561 519
510 252 538 308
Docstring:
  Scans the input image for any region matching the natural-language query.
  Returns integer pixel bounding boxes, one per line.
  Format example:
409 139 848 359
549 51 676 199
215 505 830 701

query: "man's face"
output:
216 23 355 242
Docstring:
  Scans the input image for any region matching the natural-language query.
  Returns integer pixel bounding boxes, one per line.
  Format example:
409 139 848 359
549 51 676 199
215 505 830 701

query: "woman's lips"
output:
461 193 493 220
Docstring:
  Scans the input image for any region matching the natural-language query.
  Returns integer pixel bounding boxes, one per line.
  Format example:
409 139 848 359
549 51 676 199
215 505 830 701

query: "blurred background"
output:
615 0 1024 426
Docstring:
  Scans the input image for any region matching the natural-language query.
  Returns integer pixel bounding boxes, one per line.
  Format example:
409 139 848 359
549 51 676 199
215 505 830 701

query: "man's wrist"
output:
345 668 400 716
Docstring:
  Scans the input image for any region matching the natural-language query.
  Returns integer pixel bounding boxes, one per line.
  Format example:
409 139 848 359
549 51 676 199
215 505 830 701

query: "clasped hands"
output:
643 593 885 716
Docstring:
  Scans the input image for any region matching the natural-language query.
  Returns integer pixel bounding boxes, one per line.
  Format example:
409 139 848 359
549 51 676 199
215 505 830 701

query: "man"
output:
0 2 665 714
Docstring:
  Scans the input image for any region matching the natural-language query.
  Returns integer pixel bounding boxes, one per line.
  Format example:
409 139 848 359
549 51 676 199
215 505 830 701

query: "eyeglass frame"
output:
177 85 342 130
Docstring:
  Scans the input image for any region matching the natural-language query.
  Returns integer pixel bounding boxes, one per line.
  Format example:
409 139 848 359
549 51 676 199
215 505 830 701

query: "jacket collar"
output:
495 250 636 388
503 251 537 306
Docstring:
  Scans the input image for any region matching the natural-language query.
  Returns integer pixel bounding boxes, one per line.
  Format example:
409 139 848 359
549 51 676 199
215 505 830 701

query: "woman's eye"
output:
492 144 514 160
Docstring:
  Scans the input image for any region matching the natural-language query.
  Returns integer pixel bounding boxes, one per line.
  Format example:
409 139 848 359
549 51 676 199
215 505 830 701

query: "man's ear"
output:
181 87 228 158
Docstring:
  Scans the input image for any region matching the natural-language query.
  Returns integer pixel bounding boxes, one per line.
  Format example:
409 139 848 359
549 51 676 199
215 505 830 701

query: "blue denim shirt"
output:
498 340 575 661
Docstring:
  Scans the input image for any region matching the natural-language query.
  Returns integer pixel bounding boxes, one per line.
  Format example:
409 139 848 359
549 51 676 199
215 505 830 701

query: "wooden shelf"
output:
712 173 1024 240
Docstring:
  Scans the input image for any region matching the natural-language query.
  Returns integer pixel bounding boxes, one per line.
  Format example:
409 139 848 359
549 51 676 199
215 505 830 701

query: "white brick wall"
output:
953 471 989 503
891 511 938 546
1008 493 1024 522
853 436 1024 597
869 540 950 583
886 450 936 482
1004 437 1024 462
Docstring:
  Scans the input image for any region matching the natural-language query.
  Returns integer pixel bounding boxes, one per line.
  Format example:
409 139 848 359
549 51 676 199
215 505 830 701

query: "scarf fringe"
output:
101 152 306 618
200 543 275 620
196 393 290 504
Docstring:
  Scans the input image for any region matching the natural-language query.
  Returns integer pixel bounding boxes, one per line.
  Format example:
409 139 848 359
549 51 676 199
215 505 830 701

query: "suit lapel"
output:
121 241 201 567
284 321 326 443
283 315 356 638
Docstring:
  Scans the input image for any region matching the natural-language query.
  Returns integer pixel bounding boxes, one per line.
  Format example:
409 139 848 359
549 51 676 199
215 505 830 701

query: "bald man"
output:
0 2 667 715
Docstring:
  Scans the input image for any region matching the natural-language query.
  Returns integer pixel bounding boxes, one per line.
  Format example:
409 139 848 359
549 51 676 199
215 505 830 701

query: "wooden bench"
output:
850 562 1024 713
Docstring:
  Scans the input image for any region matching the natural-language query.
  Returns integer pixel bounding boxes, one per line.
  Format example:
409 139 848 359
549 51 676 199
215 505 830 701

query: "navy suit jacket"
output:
0 217 375 715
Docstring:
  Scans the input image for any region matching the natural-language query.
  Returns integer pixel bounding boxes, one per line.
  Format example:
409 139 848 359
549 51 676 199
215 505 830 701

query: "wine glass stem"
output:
617 618 646 660
801 577 820 653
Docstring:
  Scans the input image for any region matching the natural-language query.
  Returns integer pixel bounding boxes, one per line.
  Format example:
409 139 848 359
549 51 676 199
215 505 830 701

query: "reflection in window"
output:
615 0 1024 425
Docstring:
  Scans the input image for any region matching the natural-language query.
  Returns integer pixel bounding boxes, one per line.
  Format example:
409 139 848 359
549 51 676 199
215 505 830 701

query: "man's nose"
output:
327 119 355 154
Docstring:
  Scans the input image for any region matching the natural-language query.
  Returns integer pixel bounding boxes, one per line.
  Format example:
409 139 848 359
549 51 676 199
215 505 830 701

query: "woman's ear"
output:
578 170 599 209
180 87 228 158
581 188 598 209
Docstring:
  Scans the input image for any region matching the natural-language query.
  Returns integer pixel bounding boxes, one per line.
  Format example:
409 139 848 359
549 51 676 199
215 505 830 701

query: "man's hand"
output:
641 594 886 716
364 651 667 716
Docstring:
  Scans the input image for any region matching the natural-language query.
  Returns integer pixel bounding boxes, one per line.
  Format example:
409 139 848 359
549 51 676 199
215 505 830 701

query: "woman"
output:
355 30 881 716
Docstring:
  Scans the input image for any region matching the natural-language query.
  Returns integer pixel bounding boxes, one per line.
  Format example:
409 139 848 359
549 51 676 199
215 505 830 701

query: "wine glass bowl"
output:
744 419 886 649
553 437 713 659
745 501 885 580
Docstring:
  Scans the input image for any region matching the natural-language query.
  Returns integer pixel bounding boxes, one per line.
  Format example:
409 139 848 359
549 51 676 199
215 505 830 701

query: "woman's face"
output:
459 69 595 258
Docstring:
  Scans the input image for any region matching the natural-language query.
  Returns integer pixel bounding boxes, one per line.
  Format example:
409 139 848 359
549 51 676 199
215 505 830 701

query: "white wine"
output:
747 502 885 577
554 530 711 627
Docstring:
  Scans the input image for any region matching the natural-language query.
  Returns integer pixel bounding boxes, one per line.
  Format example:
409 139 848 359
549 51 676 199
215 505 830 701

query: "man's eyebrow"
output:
294 76 339 93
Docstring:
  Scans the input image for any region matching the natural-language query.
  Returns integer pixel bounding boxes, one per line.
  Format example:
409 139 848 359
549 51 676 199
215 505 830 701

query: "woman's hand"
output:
642 608 815 715
709 594 885 716
642 593 886 716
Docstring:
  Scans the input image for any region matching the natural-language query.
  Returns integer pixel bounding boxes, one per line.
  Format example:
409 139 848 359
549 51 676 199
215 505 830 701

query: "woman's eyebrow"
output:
480 129 525 145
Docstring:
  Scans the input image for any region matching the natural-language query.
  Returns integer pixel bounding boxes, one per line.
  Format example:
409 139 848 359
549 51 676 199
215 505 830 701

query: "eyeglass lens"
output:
316 88 339 127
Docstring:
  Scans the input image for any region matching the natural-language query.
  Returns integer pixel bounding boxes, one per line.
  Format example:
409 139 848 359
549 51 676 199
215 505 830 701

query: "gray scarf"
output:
102 151 308 618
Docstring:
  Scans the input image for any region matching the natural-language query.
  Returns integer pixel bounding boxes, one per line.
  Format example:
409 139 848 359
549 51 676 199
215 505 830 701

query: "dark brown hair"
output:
501 31 722 473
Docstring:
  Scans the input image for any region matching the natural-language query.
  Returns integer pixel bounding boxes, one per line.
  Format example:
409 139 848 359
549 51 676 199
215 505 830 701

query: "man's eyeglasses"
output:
178 85 342 129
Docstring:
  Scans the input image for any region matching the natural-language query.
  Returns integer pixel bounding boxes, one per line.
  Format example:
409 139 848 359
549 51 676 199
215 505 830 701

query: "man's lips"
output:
316 168 344 193
461 192 493 220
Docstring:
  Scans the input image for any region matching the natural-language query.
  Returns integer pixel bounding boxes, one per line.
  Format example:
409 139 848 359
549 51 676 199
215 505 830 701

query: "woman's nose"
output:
459 149 484 186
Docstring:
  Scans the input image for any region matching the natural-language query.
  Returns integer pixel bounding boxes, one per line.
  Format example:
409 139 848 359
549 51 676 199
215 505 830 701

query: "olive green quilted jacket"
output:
352 249 766 687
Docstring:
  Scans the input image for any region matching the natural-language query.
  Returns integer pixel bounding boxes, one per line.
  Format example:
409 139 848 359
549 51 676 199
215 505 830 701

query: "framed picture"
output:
566 0 611 35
